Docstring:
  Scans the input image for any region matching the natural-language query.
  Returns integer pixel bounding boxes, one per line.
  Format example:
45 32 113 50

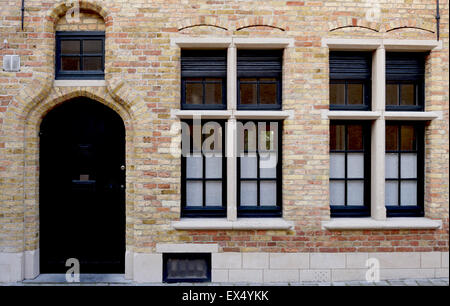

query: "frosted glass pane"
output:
347 153 364 178
186 156 202 178
400 181 417 206
260 181 276 206
330 153 345 179
186 181 202 206
205 181 222 206
241 156 257 178
385 153 398 179
347 181 364 206
401 153 417 179
330 181 345 206
205 157 222 178
260 152 277 178
240 181 257 206
385 181 398 206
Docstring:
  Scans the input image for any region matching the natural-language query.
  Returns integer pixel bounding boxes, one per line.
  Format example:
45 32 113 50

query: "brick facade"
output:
0 0 448 282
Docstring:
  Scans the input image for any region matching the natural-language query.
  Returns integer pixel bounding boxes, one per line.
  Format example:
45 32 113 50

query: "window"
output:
181 119 226 217
55 31 105 80
329 122 371 217
181 50 227 110
163 253 211 283
385 122 424 217
329 52 372 110
386 52 426 111
237 50 282 110
237 120 282 217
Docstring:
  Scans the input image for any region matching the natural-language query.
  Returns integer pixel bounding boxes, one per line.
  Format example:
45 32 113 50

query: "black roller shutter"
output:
386 52 426 81
329 51 372 80
237 50 283 78
181 50 227 78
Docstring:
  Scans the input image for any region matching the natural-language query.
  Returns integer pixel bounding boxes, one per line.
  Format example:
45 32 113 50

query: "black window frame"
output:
237 50 283 111
163 253 211 283
385 122 425 217
329 121 371 217
237 120 282 218
180 119 227 218
181 50 227 110
55 31 105 80
385 52 426 111
329 51 372 111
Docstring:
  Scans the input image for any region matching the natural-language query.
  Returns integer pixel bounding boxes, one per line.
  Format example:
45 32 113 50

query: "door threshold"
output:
23 274 132 284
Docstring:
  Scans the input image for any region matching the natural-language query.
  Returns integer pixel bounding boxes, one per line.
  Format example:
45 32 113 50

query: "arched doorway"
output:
39 97 125 273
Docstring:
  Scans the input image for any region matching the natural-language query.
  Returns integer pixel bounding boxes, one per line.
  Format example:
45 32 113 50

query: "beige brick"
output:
269 253 309 269
212 269 228 283
229 269 263 283
212 253 241 269
242 253 269 269
421 252 441 269
310 253 346 269
264 269 299 283
372 253 421 269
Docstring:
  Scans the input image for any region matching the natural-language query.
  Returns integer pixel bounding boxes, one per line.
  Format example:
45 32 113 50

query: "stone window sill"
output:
172 218 294 230
322 217 442 231
54 80 106 87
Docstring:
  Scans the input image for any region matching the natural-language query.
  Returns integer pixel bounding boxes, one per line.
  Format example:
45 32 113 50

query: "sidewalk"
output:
2 276 448 286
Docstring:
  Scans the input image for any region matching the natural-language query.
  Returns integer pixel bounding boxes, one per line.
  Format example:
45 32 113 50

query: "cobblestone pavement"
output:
2 277 448 286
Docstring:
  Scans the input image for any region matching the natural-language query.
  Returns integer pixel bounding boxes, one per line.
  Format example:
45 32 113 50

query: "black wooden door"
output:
40 98 125 273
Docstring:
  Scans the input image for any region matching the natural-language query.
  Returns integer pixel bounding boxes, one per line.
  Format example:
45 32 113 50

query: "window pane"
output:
400 181 417 206
204 82 222 105
186 83 203 104
401 153 417 178
260 152 277 179
260 181 277 206
386 84 398 106
386 125 398 151
186 156 202 178
83 40 102 54
61 40 80 54
385 181 398 206
186 181 202 206
205 156 222 179
400 125 416 151
347 124 363 150
385 153 399 179
330 181 345 206
330 83 345 105
330 153 345 178
347 83 363 105
330 124 345 151
260 83 277 105
240 181 257 206
205 181 222 206
347 181 364 206
240 83 257 105
61 57 80 70
83 57 102 70
347 153 364 178
400 84 415 106
240 156 257 178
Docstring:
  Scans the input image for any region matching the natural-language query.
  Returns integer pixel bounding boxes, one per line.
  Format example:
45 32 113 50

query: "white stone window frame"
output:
170 37 295 230
321 38 443 230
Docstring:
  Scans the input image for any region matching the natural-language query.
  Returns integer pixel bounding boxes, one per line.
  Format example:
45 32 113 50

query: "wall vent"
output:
3 55 20 72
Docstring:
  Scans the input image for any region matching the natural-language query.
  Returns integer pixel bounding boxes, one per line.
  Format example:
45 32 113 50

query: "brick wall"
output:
0 0 448 259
